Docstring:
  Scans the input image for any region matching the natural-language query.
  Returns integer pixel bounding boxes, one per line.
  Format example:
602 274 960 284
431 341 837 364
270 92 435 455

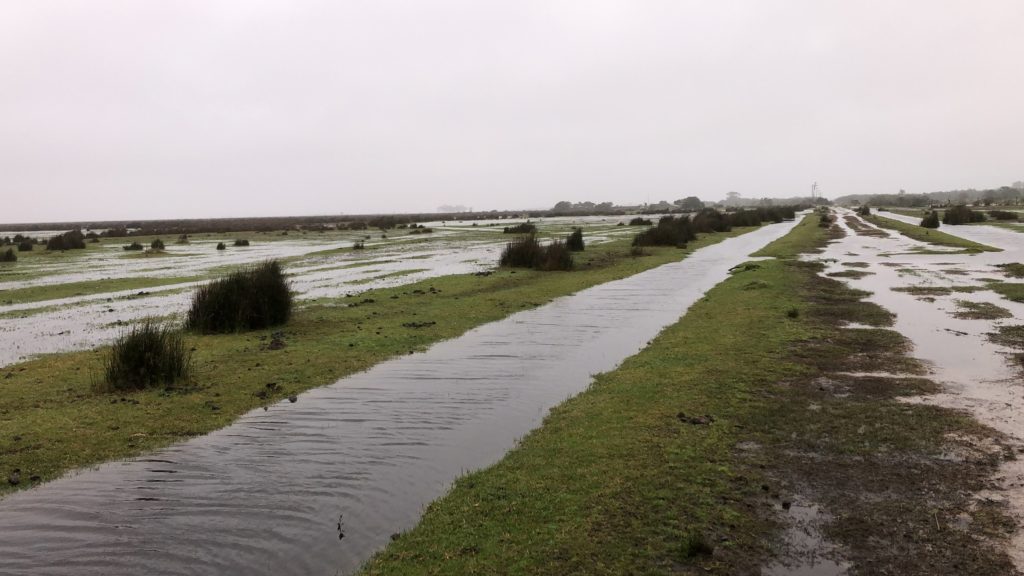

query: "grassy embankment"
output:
865 213 1000 252
360 214 1014 575
0 227 756 498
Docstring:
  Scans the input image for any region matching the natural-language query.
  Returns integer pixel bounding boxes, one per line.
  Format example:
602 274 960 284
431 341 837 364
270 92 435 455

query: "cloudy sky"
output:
2 1 1022 222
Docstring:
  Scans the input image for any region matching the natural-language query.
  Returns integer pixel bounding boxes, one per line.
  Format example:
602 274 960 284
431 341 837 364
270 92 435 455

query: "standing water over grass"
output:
0 220 799 576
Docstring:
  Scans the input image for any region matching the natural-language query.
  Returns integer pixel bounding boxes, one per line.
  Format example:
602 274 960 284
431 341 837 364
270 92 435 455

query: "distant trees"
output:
674 196 704 211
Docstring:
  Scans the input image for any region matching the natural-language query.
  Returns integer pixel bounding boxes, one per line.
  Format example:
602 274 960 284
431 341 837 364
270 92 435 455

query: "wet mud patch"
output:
826 270 874 279
843 215 890 238
746 260 1017 575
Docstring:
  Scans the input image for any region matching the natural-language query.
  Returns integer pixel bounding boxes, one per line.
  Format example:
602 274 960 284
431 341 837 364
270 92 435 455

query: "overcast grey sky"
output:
2 1 1022 222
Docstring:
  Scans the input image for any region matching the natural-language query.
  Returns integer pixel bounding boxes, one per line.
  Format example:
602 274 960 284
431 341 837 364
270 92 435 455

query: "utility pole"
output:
811 182 819 202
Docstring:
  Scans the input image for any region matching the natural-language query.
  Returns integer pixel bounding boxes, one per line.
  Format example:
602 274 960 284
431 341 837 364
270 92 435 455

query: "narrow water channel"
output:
0 220 799 576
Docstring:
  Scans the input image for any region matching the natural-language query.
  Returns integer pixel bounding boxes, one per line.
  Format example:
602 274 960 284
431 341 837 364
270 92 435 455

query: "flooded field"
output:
0 217 640 367
0 220 800 575
808 209 1024 570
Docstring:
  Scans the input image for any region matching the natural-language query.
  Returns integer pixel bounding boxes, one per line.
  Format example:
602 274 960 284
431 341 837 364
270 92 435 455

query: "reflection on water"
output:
0 221 799 576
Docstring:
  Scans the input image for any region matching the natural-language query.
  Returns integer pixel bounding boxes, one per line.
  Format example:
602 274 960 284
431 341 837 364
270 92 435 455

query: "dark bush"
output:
103 321 192 391
176 234 190 244
920 211 940 229
46 230 86 251
17 240 33 252
857 205 871 216
234 239 250 246
628 217 653 226
353 240 365 249
0 248 16 262
503 222 537 234
633 215 696 247
500 234 544 267
988 210 1019 221
151 239 165 250
216 242 227 250
566 228 584 251
536 239 573 271
186 260 292 333
499 235 573 271
818 213 834 228
123 242 144 251
942 205 986 225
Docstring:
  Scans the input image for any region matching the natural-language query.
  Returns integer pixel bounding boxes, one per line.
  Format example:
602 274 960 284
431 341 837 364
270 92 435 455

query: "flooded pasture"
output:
0 217 638 367
0 219 799 575
807 209 1024 571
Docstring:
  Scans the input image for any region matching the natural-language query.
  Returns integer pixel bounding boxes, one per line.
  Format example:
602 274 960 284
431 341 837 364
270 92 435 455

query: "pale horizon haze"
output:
2 1 1023 223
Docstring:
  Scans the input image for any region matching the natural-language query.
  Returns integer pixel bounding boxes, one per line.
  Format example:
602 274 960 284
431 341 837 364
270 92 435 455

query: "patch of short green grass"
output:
865 214 1000 252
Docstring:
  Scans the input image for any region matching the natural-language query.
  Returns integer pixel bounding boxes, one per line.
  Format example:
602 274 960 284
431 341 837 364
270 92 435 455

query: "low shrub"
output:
123 242 144 251
818 213 834 228
988 210 1019 221
628 217 653 226
46 230 86 251
176 234 190 244
0 248 16 262
353 240 365 249
151 239 165 250
17 240 33 252
566 228 584 251
920 211 940 228
499 235 573 270
857 205 871 216
216 242 227 250
234 239 250 246
503 222 537 234
942 205 985 225
633 215 696 247
103 321 192 391
186 260 292 333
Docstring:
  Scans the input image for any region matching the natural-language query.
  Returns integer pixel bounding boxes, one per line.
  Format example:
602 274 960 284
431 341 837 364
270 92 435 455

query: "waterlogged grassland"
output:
360 216 1014 575
0 276 202 305
0 228 755 498
865 214 1000 252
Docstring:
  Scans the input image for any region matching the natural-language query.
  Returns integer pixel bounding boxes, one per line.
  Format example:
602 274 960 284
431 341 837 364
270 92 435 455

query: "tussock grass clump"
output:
123 242 144 251
629 217 653 226
233 239 250 246
988 210 1019 221
103 321 192 391
632 216 696 247
17 240 33 252
920 211 940 228
216 242 227 250
943 205 985 225
46 230 86 251
175 234 190 244
566 228 585 251
0 248 16 262
857 205 871 216
499 235 573 270
150 239 165 251
186 260 292 333
353 240 365 249
503 223 537 234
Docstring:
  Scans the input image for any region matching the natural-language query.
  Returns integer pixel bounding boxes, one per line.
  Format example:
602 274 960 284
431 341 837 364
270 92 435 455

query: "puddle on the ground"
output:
0 220 801 576
762 498 851 576
810 209 1024 570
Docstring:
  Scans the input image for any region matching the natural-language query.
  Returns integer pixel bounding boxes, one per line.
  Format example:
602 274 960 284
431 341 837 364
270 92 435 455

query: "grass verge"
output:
0 229 755 498
0 276 201 306
865 214 1001 252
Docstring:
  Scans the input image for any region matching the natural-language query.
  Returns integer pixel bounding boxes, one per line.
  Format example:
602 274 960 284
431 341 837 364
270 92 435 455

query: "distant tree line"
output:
835 182 1024 208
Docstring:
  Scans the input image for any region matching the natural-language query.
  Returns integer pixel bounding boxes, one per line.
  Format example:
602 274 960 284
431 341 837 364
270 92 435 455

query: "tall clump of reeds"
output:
186 260 292 333
103 321 192 391
499 235 573 271
566 228 585 251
